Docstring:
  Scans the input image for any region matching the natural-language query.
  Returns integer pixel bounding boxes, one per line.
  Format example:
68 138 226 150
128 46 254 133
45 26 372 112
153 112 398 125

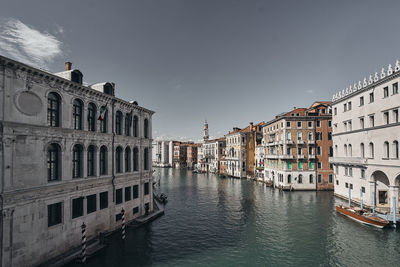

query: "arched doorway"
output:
371 171 390 207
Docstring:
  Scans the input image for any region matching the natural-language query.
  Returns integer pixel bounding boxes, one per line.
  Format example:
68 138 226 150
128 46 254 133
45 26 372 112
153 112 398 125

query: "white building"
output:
254 144 265 181
0 56 154 266
152 140 171 167
330 60 400 215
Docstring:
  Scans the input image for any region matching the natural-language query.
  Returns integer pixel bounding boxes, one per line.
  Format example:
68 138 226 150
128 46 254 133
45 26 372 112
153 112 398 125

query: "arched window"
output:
309 174 313 184
298 174 303 184
133 115 139 137
73 99 83 130
125 147 131 172
88 103 97 131
144 118 149 139
144 147 149 170
125 113 131 136
335 145 338 156
116 111 123 135
100 109 107 133
369 142 374 158
308 132 313 141
348 144 352 157
100 146 107 175
133 147 139 171
287 174 291 184
47 92 61 127
393 141 399 159
116 147 123 173
344 144 348 157
384 141 390 158
72 144 83 178
47 143 61 181
87 145 96 177
360 143 365 158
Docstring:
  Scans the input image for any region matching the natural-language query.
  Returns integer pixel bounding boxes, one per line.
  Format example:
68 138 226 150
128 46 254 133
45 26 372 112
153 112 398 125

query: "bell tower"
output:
203 120 209 141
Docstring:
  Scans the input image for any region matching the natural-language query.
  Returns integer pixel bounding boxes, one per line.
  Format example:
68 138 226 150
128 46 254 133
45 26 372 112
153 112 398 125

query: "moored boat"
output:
336 205 389 229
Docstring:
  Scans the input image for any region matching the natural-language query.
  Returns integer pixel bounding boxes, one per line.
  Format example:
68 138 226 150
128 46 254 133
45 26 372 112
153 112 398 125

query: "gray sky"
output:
1 0 400 141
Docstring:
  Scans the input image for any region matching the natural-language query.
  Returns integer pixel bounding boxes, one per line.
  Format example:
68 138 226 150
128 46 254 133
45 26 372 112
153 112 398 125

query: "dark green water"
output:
70 168 400 267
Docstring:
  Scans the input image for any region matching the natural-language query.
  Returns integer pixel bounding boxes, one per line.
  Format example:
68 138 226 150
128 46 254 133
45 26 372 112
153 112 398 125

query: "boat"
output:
154 193 168 204
335 205 389 229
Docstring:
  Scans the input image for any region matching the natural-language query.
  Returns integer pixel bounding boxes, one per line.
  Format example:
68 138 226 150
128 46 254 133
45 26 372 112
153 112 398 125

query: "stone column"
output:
369 181 376 211
1 207 15 267
389 185 399 214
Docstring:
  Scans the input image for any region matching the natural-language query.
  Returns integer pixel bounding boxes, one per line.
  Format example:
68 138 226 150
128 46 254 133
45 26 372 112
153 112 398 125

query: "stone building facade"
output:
330 61 400 213
263 102 333 190
0 55 154 266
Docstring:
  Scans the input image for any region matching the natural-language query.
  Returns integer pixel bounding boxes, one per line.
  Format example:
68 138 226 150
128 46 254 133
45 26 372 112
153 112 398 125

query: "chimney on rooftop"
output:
293 107 296 110
65 61 72 71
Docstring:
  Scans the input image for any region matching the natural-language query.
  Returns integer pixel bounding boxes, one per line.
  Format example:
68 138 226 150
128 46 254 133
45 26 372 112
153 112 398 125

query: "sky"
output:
1 0 400 142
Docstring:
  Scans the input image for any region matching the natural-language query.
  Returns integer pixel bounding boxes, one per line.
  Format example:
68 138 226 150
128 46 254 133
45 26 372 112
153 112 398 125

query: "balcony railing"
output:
266 154 279 159
308 140 315 145
308 154 315 159
297 154 305 159
297 140 305 145
329 157 368 165
279 154 294 159
285 140 294 145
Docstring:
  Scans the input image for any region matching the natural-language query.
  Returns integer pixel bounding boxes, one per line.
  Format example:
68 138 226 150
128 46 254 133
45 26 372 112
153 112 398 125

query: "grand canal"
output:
71 168 400 267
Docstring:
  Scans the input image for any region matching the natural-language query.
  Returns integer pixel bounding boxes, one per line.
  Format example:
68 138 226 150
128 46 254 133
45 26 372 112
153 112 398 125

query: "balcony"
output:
308 140 315 145
297 140 305 145
285 140 294 145
280 154 294 159
308 154 315 159
328 157 368 165
266 154 279 159
297 154 305 159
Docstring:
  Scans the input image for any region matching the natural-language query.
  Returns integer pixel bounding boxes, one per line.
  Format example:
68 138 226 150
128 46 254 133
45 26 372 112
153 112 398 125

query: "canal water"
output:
70 168 400 267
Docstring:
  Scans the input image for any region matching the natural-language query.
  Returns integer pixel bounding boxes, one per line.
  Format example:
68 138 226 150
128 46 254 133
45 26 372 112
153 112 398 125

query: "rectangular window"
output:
309 162 313 169
329 174 333 183
316 120 321 127
318 174 322 183
125 187 131 201
393 82 399 95
328 132 332 140
362 186 365 193
360 118 364 129
370 92 374 103
349 167 353 177
286 121 291 127
361 169 365 179
393 109 399 123
308 121 312 128
72 197 84 219
350 184 353 189
369 115 374 127
133 185 139 199
287 162 292 169
100 191 108 210
336 180 339 185
48 202 62 227
360 96 364 106
317 162 322 169
116 188 123 204
348 102 352 110
344 103 347 112
345 167 348 176
384 86 389 98
345 182 348 188
298 162 303 169
133 207 139 214
87 194 96 214
317 146 321 155
384 112 389 125
328 120 332 127
334 107 337 115
297 121 302 128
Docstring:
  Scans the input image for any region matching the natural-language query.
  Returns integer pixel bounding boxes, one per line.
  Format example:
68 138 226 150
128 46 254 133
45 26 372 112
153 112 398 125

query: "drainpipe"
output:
0 59 5 265
314 118 318 191
111 99 116 202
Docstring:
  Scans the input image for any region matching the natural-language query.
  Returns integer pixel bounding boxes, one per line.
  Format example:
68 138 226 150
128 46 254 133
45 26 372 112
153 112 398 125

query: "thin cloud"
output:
0 18 63 68
306 89 314 94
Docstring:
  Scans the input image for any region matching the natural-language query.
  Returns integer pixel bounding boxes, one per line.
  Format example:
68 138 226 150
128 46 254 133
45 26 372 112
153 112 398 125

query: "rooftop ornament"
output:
332 59 400 102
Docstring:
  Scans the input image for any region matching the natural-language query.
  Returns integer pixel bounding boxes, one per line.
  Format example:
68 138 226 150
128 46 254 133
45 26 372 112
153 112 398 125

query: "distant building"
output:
225 122 263 178
263 102 333 190
330 61 400 213
152 140 172 167
0 55 154 266
187 144 201 169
